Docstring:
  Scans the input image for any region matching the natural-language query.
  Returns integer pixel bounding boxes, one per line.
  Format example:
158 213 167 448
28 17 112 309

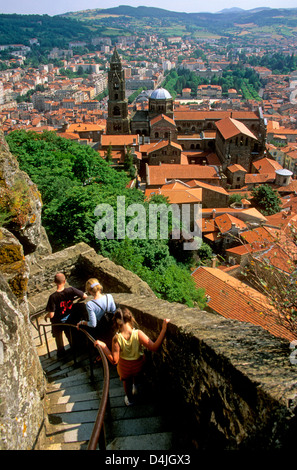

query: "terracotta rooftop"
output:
252 157 283 174
227 164 247 173
145 185 202 204
187 180 229 195
147 139 182 153
272 180 297 194
150 114 175 126
216 117 258 141
146 164 220 186
240 226 275 249
101 134 139 146
174 110 259 121
215 213 248 234
245 173 275 184
68 123 105 133
191 266 295 341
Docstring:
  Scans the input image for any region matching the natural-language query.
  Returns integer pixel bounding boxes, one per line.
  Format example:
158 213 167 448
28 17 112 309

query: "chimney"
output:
211 257 217 268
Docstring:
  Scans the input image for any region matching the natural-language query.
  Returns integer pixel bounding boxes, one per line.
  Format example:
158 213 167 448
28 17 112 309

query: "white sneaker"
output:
124 395 134 406
132 384 138 396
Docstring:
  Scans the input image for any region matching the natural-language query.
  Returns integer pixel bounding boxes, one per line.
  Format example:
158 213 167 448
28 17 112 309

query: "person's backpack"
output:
91 294 117 331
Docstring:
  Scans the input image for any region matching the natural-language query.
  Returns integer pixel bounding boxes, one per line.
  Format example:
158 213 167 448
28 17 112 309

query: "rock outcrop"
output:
0 227 30 301
0 130 42 255
0 133 46 450
0 273 45 450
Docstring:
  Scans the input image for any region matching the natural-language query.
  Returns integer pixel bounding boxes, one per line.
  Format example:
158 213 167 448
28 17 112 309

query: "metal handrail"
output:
30 311 110 450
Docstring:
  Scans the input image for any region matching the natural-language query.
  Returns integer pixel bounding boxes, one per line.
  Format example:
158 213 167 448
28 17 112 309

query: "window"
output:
113 106 121 116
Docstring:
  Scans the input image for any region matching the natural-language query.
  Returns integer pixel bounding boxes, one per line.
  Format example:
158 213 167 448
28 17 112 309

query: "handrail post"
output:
43 324 51 358
36 316 43 346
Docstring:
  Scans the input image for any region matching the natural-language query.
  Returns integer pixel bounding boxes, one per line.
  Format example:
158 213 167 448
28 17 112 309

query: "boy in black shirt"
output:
45 272 87 357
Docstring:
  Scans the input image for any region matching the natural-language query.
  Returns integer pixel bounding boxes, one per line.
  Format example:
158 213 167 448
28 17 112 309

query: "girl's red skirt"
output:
117 356 145 381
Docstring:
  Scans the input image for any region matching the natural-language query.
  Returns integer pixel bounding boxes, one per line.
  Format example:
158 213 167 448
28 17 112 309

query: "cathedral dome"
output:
150 87 172 100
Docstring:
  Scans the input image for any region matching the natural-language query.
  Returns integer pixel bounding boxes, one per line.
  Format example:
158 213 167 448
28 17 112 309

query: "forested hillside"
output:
0 14 91 47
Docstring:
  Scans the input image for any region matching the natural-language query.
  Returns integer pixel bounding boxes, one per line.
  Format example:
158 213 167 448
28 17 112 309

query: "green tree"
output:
124 146 136 178
105 145 113 164
252 184 281 216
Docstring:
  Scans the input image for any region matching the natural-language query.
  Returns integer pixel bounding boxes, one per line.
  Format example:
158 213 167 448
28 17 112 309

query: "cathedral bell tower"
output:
106 47 130 135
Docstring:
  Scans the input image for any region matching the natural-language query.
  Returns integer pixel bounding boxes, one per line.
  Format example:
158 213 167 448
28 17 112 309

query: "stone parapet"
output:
27 242 154 303
112 293 297 450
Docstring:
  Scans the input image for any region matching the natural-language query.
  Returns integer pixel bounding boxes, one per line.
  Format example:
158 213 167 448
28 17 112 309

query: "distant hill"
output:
217 7 245 14
61 5 297 26
1 6 297 48
60 5 297 39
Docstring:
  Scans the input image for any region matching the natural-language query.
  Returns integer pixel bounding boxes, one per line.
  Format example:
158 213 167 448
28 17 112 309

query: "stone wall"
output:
0 133 47 451
26 242 297 450
0 274 45 450
27 242 154 305
113 293 297 450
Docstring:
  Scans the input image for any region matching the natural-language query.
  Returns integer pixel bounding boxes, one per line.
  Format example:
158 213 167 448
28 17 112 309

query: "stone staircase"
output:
32 321 174 450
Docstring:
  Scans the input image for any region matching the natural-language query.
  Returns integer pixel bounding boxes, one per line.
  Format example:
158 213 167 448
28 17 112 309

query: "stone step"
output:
106 415 169 440
107 432 173 451
34 322 174 451
47 409 99 428
47 389 100 406
46 371 100 392
45 421 98 444
49 398 101 415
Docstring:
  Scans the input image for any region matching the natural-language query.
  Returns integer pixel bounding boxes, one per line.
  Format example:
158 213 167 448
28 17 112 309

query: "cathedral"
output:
106 48 266 174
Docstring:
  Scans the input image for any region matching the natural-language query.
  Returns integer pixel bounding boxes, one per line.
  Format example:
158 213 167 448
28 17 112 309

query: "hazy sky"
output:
1 0 297 16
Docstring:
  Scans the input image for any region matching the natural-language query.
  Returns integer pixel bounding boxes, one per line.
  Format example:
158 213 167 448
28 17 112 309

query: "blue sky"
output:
1 0 296 16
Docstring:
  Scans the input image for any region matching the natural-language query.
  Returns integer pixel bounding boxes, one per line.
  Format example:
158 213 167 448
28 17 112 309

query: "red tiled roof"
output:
147 164 219 186
252 157 283 173
245 173 275 184
101 134 139 146
227 164 247 173
216 117 258 141
145 186 202 204
240 226 275 249
150 114 175 126
191 266 296 341
147 140 182 153
187 180 229 195
174 110 259 121
215 213 247 233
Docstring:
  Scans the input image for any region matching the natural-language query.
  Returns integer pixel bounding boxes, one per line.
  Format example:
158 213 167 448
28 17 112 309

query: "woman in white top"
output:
77 278 116 348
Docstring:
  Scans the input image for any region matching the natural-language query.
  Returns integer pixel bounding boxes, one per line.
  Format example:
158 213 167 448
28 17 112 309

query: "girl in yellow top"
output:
94 307 170 406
